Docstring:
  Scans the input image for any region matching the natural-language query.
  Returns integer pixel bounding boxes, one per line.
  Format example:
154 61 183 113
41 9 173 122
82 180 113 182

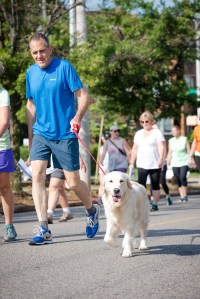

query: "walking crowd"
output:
0 32 199 244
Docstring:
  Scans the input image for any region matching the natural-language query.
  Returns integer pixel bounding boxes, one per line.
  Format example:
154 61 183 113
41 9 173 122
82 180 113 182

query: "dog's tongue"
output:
112 195 121 202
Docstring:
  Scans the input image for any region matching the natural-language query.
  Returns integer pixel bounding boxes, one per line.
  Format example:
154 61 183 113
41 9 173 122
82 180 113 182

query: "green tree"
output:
70 0 200 123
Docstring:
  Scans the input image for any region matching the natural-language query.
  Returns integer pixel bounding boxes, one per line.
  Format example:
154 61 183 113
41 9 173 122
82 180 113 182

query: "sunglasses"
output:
140 120 149 124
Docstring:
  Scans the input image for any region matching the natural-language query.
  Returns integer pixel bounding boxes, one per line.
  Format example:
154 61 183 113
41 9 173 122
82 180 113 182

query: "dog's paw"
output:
122 248 133 257
139 246 148 251
104 237 118 247
139 240 148 251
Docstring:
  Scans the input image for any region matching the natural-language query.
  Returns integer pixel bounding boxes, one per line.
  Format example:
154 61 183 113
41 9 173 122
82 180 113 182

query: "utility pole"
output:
69 0 91 186
69 0 76 48
195 14 200 119
41 0 47 19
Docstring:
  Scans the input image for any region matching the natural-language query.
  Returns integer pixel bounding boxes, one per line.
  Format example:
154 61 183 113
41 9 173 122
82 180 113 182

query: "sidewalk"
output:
1 175 200 214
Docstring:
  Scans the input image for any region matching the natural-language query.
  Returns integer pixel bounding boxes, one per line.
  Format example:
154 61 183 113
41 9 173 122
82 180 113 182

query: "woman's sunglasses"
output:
140 120 149 124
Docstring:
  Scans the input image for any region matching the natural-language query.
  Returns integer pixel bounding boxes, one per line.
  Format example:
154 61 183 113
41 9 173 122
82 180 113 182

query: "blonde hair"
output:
139 111 155 124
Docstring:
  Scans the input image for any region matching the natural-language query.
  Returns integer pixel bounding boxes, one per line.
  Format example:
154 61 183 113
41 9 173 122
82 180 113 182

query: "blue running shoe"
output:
3 224 17 242
29 226 53 245
86 204 100 238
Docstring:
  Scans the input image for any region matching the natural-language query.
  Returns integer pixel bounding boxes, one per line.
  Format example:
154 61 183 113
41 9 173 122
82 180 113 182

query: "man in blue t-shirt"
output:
26 32 99 245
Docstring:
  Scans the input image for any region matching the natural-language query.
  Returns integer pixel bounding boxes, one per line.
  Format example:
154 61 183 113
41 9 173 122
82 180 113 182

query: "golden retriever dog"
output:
102 171 149 257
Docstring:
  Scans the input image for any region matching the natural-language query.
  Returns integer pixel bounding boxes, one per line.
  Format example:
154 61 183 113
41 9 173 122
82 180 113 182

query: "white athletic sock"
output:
63 207 70 213
47 209 54 215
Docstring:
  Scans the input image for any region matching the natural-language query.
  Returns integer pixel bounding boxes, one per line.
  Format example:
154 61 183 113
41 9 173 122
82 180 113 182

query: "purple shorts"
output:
0 148 15 172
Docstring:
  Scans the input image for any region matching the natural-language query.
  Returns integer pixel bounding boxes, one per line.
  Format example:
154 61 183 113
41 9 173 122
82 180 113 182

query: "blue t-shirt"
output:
26 58 83 140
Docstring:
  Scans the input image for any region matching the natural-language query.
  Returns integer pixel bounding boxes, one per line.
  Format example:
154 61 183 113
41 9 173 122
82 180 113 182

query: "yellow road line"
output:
149 217 200 227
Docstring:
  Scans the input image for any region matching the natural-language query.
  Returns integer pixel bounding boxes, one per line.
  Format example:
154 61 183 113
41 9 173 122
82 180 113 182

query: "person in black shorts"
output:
47 156 86 224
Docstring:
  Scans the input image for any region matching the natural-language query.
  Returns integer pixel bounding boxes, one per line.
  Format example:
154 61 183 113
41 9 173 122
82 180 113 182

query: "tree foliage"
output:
70 0 200 122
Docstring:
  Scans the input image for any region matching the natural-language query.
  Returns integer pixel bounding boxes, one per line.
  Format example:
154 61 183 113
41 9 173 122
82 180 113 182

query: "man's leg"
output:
48 177 62 210
58 186 73 222
29 160 52 245
63 170 91 209
51 138 99 238
47 177 62 223
31 160 48 222
63 169 100 238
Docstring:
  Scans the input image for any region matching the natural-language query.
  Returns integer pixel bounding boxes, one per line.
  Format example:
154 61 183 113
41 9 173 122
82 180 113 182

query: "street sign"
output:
188 88 197 95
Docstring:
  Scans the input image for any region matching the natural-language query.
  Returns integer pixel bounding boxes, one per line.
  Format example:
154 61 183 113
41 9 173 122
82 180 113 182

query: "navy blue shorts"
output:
30 134 80 172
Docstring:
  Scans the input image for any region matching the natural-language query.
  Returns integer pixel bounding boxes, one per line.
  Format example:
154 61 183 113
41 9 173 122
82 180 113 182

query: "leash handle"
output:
72 124 80 134
73 130 106 175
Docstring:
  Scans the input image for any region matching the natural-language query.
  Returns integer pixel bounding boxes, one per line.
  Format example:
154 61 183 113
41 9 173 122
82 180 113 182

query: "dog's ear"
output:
127 176 133 189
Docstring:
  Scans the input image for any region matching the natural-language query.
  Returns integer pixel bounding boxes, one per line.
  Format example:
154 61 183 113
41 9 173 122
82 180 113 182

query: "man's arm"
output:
70 88 90 131
0 106 10 137
26 99 36 151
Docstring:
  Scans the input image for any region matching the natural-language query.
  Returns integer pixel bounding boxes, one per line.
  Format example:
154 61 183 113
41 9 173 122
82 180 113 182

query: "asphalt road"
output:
0 194 200 299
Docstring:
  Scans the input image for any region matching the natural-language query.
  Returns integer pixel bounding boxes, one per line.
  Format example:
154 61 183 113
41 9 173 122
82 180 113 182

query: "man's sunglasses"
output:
112 130 120 132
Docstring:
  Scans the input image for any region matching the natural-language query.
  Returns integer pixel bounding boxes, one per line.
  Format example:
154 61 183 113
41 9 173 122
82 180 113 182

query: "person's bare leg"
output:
58 185 69 209
63 170 92 209
0 173 14 224
58 186 73 221
183 186 187 197
180 186 187 197
152 189 160 204
179 187 183 198
31 160 48 221
48 177 63 211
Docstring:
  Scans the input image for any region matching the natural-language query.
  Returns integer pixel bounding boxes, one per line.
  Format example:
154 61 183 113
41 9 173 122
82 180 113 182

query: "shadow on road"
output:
147 243 200 256
148 228 200 237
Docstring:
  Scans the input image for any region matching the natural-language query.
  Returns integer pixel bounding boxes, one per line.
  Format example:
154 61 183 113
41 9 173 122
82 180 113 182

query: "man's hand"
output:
70 121 80 134
25 157 31 166
80 159 87 173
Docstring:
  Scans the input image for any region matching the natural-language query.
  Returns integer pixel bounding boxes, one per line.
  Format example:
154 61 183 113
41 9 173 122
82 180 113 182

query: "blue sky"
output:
86 0 175 11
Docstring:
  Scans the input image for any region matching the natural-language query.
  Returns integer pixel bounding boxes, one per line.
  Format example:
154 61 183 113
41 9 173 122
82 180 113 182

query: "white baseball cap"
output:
110 125 119 131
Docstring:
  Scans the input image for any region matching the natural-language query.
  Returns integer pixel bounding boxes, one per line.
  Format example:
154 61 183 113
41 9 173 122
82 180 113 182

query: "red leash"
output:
73 125 106 175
